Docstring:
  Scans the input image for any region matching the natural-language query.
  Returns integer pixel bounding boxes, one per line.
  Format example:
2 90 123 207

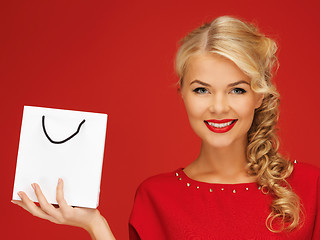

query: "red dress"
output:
129 162 320 239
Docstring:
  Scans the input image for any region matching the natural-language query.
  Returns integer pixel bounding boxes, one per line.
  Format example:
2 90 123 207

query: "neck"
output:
185 138 255 184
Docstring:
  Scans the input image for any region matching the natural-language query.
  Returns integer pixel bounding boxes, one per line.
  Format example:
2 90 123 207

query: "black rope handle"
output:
42 115 86 144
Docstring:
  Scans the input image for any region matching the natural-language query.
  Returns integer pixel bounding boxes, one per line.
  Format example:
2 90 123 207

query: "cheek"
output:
183 97 207 119
183 97 208 139
234 99 256 124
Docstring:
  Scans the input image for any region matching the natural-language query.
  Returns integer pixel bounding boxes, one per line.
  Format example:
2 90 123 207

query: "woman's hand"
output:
11 179 116 240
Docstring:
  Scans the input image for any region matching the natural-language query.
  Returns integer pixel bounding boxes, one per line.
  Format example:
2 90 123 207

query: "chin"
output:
202 133 247 149
204 138 235 149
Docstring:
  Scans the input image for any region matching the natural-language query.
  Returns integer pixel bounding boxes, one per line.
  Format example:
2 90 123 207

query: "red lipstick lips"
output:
204 119 238 133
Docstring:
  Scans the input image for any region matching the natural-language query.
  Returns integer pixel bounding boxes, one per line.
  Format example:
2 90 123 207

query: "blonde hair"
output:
175 16 301 232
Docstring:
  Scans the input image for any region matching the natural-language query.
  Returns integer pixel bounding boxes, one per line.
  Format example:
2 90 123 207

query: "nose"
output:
208 93 230 114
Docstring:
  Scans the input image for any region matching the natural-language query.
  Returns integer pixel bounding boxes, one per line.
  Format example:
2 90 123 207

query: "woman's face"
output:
180 53 263 148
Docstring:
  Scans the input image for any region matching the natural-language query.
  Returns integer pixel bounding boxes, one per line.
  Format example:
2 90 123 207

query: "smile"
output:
207 120 234 128
204 119 238 133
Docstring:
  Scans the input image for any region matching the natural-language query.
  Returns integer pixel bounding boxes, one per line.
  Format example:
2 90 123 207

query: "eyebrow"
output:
190 79 250 87
228 80 250 87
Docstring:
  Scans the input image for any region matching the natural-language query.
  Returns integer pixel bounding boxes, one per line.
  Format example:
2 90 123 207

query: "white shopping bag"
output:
12 106 108 208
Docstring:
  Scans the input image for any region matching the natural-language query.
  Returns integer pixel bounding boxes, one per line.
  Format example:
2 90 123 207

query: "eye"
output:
231 88 247 94
193 87 209 94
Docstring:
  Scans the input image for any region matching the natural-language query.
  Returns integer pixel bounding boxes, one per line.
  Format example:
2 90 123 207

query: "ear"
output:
255 93 264 109
177 85 185 100
177 86 181 95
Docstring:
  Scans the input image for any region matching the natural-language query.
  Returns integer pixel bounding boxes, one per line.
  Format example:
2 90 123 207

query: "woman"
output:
12 16 320 239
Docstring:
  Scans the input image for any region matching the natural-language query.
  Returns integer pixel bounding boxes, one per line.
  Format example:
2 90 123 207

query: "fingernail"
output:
17 192 23 198
11 200 16 204
58 178 62 184
31 183 36 190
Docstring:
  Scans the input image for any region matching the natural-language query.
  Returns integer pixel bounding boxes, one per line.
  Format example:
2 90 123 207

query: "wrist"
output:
85 211 115 240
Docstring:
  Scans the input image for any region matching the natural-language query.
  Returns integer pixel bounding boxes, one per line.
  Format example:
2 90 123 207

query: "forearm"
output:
86 215 116 240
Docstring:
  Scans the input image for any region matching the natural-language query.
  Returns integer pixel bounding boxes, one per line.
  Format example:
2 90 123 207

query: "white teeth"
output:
207 120 234 128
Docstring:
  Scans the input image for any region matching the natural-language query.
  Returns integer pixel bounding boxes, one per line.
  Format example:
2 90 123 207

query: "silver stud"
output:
209 188 213 192
186 183 190 187
175 172 179 176
233 189 236 193
294 160 297 164
196 186 200 189
178 177 182 181
221 188 224 191
246 188 249 191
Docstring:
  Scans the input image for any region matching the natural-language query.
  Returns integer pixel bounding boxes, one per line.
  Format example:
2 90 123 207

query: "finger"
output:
56 178 69 210
11 200 21 205
12 199 44 217
31 183 60 218
12 200 29 211
17 191 55 221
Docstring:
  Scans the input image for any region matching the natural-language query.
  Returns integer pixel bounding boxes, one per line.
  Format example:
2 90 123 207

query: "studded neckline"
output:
175 168 262 193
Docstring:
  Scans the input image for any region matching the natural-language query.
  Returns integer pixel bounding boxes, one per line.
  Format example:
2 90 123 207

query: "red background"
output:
1 0 320 239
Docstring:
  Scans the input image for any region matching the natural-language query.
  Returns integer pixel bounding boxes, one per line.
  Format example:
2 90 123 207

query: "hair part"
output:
175 15 302 232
